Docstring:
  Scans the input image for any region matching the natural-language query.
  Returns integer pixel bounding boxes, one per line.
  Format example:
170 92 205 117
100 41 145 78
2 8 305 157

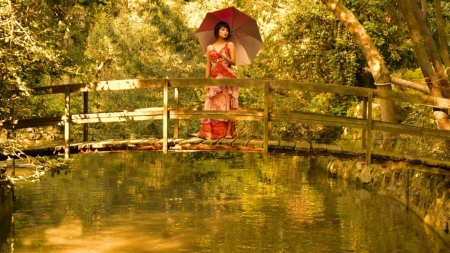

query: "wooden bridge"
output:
2 78 450 168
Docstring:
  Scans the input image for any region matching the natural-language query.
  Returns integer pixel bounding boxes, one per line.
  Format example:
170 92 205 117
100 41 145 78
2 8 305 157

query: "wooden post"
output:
405 169 410 210
64 87 71 159
263 81 272 157
83 91 88 142
366 92 373 166
173 87 179 139
11 159 15 177
163 80 169 154
362 97 367 149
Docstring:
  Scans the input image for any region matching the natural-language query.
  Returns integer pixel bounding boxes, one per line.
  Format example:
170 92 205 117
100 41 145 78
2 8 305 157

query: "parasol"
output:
196 7 263 66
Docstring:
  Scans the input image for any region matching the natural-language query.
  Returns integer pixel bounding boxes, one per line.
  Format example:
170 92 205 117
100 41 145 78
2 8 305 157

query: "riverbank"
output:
311 157 450 244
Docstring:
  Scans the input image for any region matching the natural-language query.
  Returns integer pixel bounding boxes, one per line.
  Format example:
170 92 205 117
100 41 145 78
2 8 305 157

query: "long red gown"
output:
197 43 239 140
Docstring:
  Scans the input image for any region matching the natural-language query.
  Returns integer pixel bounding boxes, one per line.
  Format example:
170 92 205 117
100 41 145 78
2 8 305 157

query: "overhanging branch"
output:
390 76 430 94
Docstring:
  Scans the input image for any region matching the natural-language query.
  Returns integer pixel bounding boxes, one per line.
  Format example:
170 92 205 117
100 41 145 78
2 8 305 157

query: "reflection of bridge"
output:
2 78 450 167
15 136 450 170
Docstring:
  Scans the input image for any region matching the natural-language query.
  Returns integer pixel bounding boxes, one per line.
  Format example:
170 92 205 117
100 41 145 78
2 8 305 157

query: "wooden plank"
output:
113 140 130 147
169 78 265 89
91 140 113 148
0 117 63 129
178 138 204 145
311 143 329 152
146 138 160 145
268 81 450 109
30 79 165 95
169 108 264 121
269 80 371 97
203 139 219 145
268 140 280 148
156 138 174 146
294 141 312 151
248 139 264 148
71 109 164 124
372 121 450 140
172 138 184 145
321 145 345 153
23 78 450 110
271 110 367 128
72 115 164 124
280 140 296 149
232 139 251 147
218 138 235 145
127 138 157 146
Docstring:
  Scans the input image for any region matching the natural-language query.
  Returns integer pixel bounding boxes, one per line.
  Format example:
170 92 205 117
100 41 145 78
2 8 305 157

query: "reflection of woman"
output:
189 21 238 140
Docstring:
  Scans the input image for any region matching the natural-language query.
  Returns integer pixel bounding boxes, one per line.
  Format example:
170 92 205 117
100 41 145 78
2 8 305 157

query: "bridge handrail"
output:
23 78 450 109
3 78 450 161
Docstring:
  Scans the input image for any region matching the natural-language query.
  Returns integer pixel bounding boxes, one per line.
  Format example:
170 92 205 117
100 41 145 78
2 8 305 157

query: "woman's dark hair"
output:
214 21 231 39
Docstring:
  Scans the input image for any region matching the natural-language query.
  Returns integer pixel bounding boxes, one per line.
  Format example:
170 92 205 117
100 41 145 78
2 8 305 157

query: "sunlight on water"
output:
1 151 449 252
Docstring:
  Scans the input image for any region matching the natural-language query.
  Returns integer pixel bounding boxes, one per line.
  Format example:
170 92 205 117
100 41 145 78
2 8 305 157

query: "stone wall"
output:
310 157 450 243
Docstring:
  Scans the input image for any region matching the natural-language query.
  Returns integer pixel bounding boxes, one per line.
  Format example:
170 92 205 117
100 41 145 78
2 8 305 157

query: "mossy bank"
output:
311 157 450 243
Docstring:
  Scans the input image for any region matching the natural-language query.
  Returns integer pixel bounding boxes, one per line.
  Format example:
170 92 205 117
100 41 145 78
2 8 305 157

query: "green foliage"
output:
0 137 72 183
1 0 447 153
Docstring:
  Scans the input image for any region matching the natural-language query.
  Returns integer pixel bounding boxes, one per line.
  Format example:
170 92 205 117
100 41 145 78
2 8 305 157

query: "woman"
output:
190 21 239 140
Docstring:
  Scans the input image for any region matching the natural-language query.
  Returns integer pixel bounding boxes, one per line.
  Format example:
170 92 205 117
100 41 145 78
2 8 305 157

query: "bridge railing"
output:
2 78 450 163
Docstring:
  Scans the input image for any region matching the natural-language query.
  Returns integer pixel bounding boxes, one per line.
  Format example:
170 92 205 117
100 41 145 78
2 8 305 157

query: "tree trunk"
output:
398 0 450 130
410 0 448 88
434 0 450 68
320 0 397 146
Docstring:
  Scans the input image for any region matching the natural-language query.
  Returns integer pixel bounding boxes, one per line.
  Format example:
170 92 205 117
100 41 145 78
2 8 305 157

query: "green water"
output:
1 151 449 252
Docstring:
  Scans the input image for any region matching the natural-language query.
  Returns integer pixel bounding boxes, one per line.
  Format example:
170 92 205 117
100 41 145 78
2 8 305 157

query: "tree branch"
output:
390 76 429 93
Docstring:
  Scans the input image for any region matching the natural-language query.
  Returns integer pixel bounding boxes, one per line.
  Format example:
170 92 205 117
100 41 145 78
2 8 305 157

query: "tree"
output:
0 0 62 117
320 0 450 137
398 0 450 130
320 0 397 146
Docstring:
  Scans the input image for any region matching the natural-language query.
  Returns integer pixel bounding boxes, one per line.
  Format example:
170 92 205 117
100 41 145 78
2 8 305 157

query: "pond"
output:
1 151 449 253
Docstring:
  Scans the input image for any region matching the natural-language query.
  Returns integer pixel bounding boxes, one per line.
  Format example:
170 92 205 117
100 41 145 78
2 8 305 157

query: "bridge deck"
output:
7 138 450 170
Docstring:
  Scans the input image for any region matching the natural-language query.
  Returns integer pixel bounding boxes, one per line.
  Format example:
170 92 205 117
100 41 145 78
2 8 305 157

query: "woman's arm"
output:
205 45 212 78
226 42 236 66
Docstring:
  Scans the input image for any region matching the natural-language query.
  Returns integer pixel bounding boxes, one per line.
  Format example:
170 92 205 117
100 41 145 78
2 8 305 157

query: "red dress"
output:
197 43 239 140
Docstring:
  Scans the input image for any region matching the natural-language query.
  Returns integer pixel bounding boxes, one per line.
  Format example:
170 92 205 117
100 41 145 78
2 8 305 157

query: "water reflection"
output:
1 152 449 252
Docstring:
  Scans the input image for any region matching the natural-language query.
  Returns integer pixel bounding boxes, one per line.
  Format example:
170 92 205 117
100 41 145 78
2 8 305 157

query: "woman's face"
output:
218 27 229 39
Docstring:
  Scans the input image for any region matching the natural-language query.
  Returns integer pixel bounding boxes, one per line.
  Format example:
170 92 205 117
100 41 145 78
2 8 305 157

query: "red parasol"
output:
196 7 263 66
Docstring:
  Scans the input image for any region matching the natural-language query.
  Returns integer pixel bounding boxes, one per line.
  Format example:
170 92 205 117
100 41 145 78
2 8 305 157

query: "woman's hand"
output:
220 53 231 63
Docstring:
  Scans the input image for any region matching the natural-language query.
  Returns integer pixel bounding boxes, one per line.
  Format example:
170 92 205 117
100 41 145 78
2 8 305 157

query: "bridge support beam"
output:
366 92 373 166
163 80 169 154
362 97 367 149
263 81 272 157
64 88 71 159
83 91 88 142
173 88 179 139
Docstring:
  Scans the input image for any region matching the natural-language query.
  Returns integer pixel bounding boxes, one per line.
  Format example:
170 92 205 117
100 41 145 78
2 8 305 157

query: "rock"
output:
360 165 372 184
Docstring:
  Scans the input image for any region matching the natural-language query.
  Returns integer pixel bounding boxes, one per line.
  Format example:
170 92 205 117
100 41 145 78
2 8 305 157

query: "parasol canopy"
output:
196 7 263 66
